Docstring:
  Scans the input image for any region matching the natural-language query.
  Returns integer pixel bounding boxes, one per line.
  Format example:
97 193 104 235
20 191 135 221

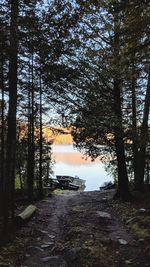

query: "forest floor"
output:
0 189 150 267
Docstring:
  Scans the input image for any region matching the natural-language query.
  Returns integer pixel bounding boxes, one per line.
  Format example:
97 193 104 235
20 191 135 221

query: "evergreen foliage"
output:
0 0 150 237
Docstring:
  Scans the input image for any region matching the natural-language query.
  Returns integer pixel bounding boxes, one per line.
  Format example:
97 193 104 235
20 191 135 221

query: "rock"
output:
46 241 55 245
118 239 128 245
40 230 48 234
139 208 146 212
41 242 54 248
126 217 137 224
125 260 132 265
48 234 55 239
96 211 111 219
41 256 68 266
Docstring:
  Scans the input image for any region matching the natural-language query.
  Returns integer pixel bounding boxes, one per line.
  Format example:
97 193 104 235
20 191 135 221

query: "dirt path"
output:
3 190 148 267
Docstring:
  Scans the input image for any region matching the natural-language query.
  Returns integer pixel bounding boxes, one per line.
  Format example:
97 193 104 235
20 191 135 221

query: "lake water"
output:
52 145 113 191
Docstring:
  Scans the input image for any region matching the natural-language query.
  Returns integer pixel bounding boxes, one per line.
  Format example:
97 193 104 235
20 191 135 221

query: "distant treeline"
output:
18 122 73 145
42 126 73 145
54 133 73 145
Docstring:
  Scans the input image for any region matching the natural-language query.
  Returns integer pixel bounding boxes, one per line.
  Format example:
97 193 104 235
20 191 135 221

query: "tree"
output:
3 0 19 233
0 25 5 218
38 69 44 198
50 0 131 200
112 2 130 199
121 0 150 191
48 0 149 198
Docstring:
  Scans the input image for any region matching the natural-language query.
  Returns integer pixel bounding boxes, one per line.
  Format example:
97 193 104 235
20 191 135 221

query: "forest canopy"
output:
0 0 150 235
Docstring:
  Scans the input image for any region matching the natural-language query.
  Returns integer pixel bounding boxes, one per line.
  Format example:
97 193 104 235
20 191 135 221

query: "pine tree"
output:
3 0 19 233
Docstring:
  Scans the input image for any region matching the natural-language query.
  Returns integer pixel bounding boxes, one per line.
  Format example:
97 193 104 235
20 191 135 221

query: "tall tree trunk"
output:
113 3 130 200
3 0 18 233
27 53 35 202
19 165 23 192
113 80 130 200
27 62 32 200
38 71 43 198
131 58 139 185
135 68 150 192
0 35 5 217
30 51 35 200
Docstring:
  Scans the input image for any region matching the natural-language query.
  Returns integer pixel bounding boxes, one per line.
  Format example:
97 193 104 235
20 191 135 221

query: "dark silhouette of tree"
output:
52 0 149 198
3 0 19 233
0 27 5 218
112 2 130 200
38 69 44 198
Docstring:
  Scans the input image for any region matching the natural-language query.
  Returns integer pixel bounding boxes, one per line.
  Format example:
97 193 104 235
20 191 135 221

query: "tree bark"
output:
135 68 150 192
113 3 130 200
0 34 5 217
113 80 130 200
15 204 36 225
131 58 139 185
3 0 19 233
38 70 44 198
19 165 23 192
27 52 35 202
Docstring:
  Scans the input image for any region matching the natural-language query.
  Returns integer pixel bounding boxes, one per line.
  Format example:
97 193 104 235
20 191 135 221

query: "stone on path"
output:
126 217 137 224
41 256 68 266
96 211 111 219
40 230 49 234
41 242 54 249
139 208 146 213
118 239 128 245
48 234 55 239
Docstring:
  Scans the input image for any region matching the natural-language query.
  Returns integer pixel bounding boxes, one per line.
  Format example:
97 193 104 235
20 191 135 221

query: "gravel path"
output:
20 190 146 267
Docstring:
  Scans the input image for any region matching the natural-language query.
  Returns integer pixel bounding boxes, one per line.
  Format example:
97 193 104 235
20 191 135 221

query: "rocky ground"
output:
0 189 150 266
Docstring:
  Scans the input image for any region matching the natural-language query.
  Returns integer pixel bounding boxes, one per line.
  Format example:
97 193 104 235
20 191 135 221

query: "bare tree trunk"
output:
38 70 43 198
131 58 139 185
27 63 32 200
113 79 130 200
0 35 5 217
27 53 35 202
135 68 150 192
145 161 149 186
113 3 130 200
19 165 23 192
3 0 18 234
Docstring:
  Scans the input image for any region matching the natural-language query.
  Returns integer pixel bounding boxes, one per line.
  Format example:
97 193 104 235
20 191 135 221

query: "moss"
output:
80 239 112 267
131 223 150 239
52 189 70 195
15 174 21 189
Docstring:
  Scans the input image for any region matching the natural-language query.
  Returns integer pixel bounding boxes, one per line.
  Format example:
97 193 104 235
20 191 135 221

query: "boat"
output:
100 181 116 191
56 175 74 183
56 175 86 191
68 183 80 190
72 176 86 190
